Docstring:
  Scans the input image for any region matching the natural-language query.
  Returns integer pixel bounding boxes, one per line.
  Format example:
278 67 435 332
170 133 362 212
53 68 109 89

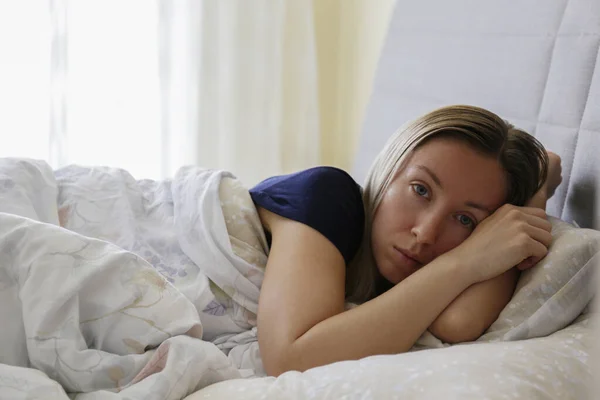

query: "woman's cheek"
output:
440 225 471 253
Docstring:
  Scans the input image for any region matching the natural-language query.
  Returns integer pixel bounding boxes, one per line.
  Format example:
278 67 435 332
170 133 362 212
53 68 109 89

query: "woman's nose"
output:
411 211 444 246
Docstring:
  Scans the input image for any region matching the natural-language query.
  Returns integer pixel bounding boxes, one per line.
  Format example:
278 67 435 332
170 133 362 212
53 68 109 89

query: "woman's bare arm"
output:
257 207 474 376
428 268 519 343
428 182 551 343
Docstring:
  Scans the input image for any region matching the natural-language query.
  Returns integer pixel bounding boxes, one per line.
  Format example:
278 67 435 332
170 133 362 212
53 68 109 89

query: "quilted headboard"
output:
353 0 600 230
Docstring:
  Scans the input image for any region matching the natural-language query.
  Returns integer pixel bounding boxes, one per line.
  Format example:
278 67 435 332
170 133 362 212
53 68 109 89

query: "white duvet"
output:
0 159 263 399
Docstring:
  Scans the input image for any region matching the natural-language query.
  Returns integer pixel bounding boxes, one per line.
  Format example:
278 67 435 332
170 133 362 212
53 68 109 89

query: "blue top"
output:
249 166 365 264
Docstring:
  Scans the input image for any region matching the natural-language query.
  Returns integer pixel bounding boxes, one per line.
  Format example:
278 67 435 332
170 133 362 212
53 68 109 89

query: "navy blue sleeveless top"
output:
249 167 365 264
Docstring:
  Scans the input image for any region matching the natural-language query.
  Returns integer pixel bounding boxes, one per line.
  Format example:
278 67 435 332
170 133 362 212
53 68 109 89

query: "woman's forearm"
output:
428 267 519 343
427 184 549 343
525 184 548 210
277 254 473 375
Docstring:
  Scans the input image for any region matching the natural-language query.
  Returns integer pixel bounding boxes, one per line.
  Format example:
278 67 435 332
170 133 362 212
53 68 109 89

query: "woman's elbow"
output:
261 346 303 377
263 358 291 377
261 350 286 377
429 310 486 344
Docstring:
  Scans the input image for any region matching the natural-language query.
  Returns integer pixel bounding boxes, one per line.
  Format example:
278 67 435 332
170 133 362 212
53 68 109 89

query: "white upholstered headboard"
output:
353 0 600 230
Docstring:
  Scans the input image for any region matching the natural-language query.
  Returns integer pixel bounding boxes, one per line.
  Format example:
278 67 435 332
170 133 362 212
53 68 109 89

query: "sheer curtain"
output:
0 1 320 185
160 0 320 185
0 2 52 163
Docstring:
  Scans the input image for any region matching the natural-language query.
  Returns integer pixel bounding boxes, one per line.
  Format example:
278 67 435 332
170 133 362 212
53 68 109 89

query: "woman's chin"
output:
378 263 408 286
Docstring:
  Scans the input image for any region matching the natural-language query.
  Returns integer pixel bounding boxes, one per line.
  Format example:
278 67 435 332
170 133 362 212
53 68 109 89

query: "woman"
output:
248 105 563 376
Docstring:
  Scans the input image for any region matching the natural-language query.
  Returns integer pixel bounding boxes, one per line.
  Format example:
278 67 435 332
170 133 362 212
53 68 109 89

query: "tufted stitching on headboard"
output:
561 40 600 224
530 0 569 219
532 0 570 139
578 41 600 131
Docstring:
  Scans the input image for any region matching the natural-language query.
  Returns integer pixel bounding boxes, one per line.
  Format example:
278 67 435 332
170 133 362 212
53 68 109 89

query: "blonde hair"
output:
345 105 549 303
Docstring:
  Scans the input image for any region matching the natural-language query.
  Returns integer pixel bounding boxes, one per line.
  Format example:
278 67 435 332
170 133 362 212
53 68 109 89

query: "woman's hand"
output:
545 151 562 199
445 204 553 284
526 151 563 210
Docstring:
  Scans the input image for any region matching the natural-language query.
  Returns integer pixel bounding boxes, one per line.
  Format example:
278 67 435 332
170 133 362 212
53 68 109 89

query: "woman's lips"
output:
393 246 422 269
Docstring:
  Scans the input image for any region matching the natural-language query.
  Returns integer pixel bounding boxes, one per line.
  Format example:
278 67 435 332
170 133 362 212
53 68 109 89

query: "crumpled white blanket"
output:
0 158 266 399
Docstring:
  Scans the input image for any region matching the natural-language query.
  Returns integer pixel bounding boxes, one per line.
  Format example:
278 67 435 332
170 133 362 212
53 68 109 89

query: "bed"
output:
187 0 600 399
0 0 598 399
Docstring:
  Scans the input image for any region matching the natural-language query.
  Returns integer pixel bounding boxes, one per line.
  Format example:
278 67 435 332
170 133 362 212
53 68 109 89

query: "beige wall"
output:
313 0 395 171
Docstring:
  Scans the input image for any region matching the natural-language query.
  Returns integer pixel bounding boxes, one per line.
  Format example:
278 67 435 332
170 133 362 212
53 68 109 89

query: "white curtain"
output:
0 0 320 186
0 2 52 163
162 1 321 185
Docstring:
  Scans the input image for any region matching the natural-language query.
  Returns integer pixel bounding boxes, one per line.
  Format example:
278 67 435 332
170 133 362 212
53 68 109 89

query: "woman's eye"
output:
457 214 475 228
412 184 429 198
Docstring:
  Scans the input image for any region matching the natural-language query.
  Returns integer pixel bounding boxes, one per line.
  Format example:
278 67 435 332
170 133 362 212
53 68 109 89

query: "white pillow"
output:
479 217 600 342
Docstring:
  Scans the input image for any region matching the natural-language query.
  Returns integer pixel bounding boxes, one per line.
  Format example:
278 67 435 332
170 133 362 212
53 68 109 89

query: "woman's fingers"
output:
509 206 552 271
518 206 547 217
516 257 537 271
517 256 541 271
516 238 548 271
457 204 554 283
523 213 552 232
524 223 553 248
528 235 550 260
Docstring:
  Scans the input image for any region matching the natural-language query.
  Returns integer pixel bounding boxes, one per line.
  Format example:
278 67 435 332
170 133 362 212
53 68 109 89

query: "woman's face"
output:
371 137 508 285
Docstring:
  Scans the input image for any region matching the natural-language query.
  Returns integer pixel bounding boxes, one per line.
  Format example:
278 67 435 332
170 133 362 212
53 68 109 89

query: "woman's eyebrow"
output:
415 165 442 188
464 201 492 215
415 164 492 215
